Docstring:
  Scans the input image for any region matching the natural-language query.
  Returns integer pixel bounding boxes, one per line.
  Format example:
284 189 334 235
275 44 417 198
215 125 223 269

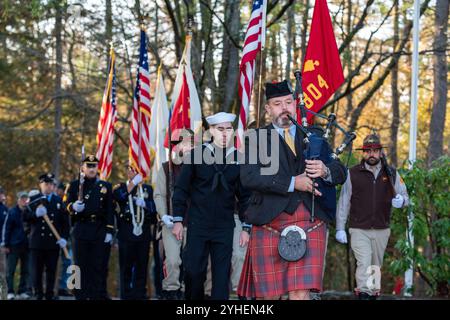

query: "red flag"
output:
164 73 190 148
163 35 202 148
300 0 344 123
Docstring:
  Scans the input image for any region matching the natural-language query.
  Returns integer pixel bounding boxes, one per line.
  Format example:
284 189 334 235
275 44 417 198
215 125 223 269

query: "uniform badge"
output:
101 187 107 194
57 203 61 210
143 191 149 199
85 194 90 200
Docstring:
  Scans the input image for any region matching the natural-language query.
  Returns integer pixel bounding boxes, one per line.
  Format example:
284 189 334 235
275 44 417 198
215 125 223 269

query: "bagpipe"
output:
287 70 356 222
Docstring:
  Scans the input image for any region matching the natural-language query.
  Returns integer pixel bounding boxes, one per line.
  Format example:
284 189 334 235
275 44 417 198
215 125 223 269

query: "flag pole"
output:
256 51 264 128
256 0 267 128
404 0 420 297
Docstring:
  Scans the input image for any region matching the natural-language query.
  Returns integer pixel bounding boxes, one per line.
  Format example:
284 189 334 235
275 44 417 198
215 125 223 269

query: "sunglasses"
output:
86 163 98 168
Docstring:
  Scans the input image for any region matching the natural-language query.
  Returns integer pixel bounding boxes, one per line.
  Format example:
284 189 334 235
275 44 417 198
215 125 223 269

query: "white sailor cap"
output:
205 112 236 125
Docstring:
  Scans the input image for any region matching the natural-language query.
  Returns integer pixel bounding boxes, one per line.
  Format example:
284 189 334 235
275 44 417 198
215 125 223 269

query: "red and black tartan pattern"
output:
237 203 327 298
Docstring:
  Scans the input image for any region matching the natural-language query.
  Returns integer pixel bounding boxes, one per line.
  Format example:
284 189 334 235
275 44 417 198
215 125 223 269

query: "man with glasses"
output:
64 155 114 300
171 112 251 300
335 134 409 299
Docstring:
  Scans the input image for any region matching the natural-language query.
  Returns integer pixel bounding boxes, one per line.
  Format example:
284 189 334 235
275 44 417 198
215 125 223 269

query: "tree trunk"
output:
285 6 294 79
217 0 240 114
105 0 113 64
427 0 449 166
52 1 63 180
390 0 400 167
300 0 310 65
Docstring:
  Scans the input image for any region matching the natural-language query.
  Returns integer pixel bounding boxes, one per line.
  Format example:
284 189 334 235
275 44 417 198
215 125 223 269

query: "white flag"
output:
149 66 169 186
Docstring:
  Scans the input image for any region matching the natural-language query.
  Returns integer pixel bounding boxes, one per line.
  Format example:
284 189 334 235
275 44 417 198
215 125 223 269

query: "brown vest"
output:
349 161 395 229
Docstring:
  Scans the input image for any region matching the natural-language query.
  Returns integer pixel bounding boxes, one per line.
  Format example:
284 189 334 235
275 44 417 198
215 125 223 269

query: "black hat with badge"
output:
83 154 99 164
265 80 293 100
39 173 56 184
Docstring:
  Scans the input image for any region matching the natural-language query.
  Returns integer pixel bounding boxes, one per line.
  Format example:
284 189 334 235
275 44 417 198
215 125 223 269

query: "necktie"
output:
284 128 296 156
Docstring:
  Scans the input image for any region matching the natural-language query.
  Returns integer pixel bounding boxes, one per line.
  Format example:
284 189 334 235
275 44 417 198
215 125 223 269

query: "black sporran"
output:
278 225 307 262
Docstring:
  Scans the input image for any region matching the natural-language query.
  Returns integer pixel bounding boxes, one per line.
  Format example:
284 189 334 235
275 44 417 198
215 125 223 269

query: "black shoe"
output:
58 289 72 297
358 292 371 300
162 290 179 300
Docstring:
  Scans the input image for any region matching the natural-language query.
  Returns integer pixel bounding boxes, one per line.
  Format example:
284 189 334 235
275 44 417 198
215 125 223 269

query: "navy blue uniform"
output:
172 144 251 300
2 205 31 295
113 183 156 299
65 177 114 300
0 202 8 243
25 193 69 299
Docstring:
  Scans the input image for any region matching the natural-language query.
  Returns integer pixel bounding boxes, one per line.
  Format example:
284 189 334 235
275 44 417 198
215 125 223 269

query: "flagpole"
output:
404 0 420 297
256 51 264 128
256 0 267 128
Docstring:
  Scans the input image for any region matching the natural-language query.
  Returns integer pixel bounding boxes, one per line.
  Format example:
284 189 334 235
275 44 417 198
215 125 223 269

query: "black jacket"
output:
25 193 70 250
172 144 251 231
65 177 114 241
2 205 29 247
240 124 347 225
113 183 156 242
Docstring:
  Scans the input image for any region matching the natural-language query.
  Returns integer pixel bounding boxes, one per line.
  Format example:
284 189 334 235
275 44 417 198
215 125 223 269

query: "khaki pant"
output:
161 225 186 291
231 214 247 292
349 228 390 295
162 225 213 294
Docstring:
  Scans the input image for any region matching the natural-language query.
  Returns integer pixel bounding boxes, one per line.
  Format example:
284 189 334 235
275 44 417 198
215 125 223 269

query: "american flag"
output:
129 29 152 179
96 47 117 180
237 0 267 147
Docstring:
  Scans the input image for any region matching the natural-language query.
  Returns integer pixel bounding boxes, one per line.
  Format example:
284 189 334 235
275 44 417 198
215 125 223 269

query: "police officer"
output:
64 155 114 300
25 173 70 300
113 164 156 300
172 112 252 300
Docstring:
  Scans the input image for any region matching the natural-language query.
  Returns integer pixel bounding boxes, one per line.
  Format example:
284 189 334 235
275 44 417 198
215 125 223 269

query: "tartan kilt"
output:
237 203 327 298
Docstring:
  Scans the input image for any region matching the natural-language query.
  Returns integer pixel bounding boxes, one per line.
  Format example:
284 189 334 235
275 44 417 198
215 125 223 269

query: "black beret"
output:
265 80 293 100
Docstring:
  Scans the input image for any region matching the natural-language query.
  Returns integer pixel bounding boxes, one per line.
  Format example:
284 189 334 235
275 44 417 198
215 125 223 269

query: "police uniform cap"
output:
39 173 56 184
83 154 99 164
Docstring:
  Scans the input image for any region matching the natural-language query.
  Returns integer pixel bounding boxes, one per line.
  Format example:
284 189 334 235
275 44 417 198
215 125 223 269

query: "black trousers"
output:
183 228 233 300
6 243 30 294
30 249 59 299
118 240 150 300
72 238 105 300
99 242 111 299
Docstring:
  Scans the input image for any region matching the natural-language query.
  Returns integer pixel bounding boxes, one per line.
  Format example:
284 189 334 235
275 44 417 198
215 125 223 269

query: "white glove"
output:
132 174 143 186
35 205 47 218
56 238 67 248
161 215 174 228
73 200 85 213
335 230 348 244
392 194 404 208
134 197 146 208
104 233 113 244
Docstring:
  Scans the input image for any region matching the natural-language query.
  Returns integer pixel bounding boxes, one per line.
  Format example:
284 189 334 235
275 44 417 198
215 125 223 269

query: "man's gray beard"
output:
275 114 291 127
365 158 380 166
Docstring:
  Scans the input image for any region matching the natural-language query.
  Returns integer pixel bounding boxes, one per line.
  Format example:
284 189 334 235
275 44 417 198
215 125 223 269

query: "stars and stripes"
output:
129 29 153 179
237 0 267 147
96 47 117 180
